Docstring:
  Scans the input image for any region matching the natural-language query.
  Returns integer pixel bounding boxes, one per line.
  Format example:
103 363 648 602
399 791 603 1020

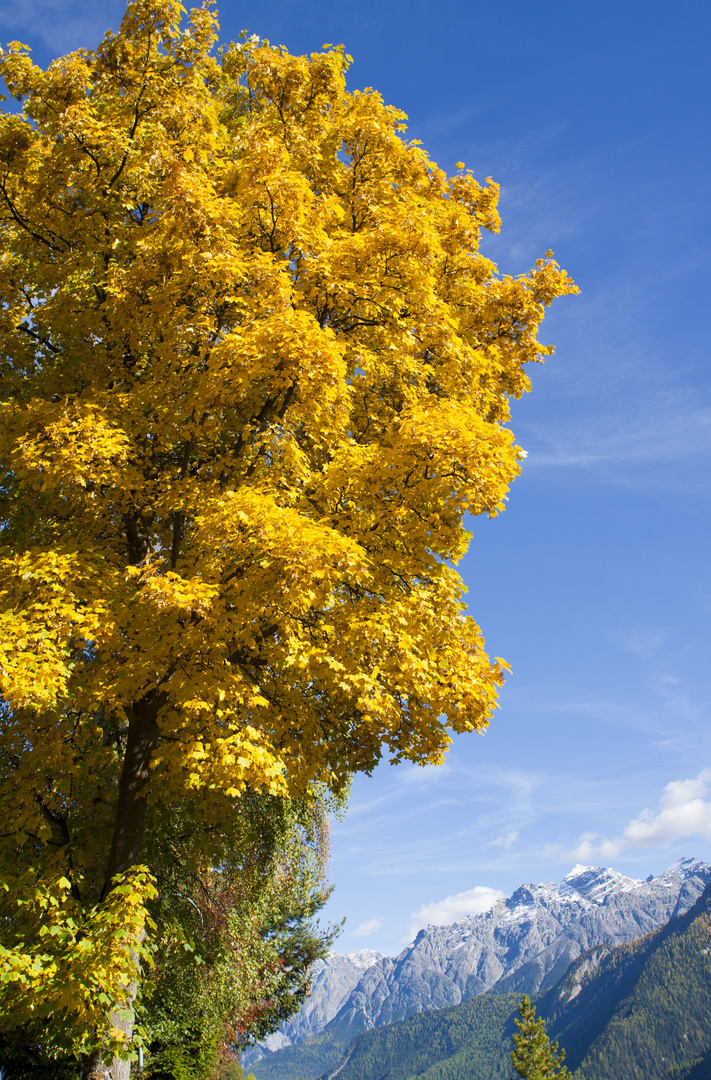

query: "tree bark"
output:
104 693 163 887
80 1049 113 1079
91 692 164 1078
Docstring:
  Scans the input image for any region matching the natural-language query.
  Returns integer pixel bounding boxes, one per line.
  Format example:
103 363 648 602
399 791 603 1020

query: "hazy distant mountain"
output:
248 857 711 1080
242 950 384 1067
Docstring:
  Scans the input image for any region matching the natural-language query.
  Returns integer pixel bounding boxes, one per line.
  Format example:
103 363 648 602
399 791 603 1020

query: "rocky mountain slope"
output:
248 857 711 1080
242 950 384 1066
540 880 711 1080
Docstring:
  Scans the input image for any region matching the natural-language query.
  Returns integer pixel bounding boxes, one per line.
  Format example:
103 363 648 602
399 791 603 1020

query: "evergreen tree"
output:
510 996 572 1080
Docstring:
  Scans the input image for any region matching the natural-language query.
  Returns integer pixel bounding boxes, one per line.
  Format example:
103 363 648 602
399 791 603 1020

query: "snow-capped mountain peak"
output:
663 856 710 879
563 864 643 903
342 949 385 969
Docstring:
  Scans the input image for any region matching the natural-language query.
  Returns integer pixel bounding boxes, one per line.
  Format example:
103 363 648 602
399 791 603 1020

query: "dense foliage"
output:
0 790 338 1078
137 791 339 1079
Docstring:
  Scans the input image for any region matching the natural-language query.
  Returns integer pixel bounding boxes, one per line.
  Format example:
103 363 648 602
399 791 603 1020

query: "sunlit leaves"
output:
0 868 157 1060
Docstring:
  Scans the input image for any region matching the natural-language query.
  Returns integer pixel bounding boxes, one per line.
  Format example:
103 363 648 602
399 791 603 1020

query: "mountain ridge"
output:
247 857 711 1080
304 881 711 1080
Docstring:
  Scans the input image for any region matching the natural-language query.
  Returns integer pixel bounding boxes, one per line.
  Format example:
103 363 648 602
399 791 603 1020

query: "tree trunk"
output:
110 1048 132 1080
109 983 137 1080
80 1049 112 1079
91 692 164 1079
105 694 163 887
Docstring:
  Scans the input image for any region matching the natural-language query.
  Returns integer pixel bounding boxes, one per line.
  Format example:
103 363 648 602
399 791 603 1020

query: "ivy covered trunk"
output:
96 700 162 1080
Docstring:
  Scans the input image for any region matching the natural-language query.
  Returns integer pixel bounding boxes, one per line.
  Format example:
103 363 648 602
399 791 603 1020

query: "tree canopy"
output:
510 996 572 1080
0 0 576 1070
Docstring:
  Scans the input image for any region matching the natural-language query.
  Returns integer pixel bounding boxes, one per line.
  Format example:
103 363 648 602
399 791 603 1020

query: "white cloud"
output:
571 769 711 860
490 830 519 849
397 763 450 787
352 918 383 938
409 885 504 938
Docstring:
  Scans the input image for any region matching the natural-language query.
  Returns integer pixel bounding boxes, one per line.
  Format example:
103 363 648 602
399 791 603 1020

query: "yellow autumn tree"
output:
0 0 576 1073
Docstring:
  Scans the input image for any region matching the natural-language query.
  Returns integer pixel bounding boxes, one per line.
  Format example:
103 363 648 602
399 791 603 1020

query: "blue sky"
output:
6 0 710 956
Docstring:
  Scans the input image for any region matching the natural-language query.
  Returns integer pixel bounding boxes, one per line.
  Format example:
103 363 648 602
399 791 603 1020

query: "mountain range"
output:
315 879 711 1080
246 857 711 1080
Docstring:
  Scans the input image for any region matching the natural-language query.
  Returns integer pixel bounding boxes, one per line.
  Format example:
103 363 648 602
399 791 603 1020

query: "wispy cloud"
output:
490 830 519 849
521 404 711 472
608 626 670 661
352 917 383 938
396 763 451 787
333 763 546 872
408 885 504 938
569 769 711 860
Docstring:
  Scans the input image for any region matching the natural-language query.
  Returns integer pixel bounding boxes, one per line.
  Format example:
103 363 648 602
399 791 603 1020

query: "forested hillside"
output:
323 994 518 1080
540 882 711 1079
